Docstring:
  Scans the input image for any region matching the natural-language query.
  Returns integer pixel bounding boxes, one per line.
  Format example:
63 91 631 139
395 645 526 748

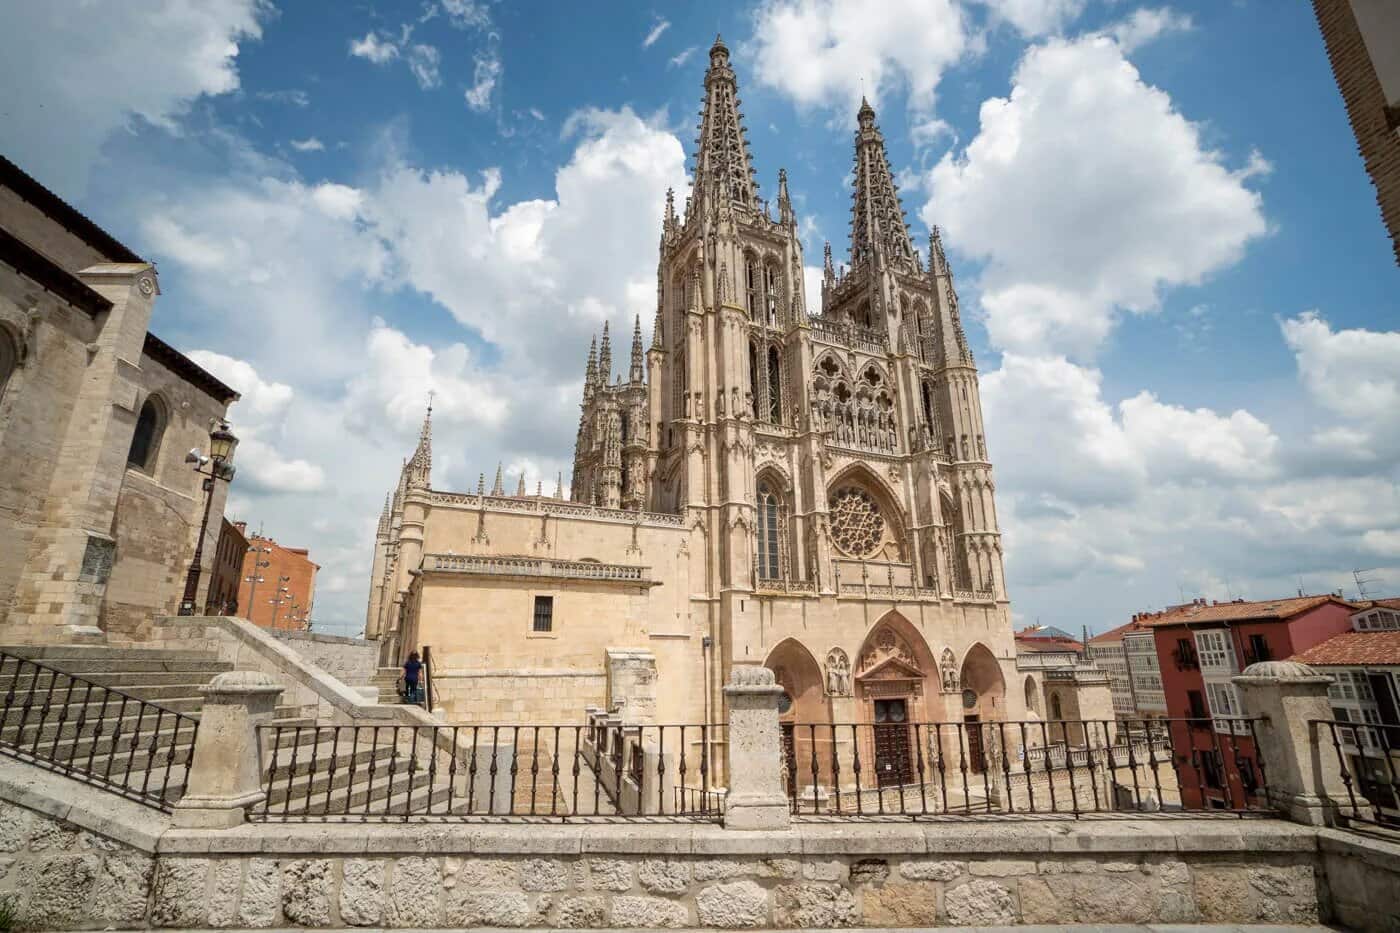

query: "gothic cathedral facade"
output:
367 38 1036 757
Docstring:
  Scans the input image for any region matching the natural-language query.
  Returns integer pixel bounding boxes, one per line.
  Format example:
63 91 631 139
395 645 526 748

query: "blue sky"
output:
3 0 1397 636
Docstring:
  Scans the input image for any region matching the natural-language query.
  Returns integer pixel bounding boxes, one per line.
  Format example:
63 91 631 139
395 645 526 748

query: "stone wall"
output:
1319 827 1400 932
269 629 378 687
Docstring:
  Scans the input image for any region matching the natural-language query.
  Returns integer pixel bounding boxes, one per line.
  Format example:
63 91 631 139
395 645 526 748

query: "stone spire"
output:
377 493 391 535
823 241 835 285
583 335 598 401
554 472 564 499
777 168 793 225
516 473 526 496
693 34 757 209
629 314 645 383
406 397 433 488
663 187 678 234
598 321 612 385
849 98 916 271
929 226 949 277
929 225 972 365
491 462 504 496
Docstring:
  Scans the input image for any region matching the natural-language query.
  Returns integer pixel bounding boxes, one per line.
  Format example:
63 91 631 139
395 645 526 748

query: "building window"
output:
532 595 554 633
1194 630 1236 673
766 347 782 423
1187 689 1208 720
1246 633 1271 664
127 395 166 472
0 326 17 402
757 480 785 579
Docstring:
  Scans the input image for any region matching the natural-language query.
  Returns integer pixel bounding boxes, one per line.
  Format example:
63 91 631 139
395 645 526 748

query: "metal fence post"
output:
172 671 283 828
1233 660 1360 826
722 664 790 830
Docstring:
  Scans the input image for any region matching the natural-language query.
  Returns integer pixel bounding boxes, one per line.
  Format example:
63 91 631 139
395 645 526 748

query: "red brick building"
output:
204 517 248 616
1144 594 1358 809
234 527 319 631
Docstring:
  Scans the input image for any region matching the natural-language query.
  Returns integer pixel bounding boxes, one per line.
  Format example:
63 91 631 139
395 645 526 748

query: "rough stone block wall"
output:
143 848 1322 929
0 801 154 931
270 630 378 687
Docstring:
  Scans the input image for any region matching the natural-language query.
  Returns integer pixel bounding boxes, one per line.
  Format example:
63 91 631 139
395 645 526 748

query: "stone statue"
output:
825 648 852 696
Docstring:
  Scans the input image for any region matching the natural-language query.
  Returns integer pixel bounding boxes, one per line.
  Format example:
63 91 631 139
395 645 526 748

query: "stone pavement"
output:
101 925 1347 932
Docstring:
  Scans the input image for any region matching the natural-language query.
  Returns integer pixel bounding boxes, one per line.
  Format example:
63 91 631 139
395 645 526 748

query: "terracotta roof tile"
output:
1292 631 1400 667
1089 618 1152 644
1137 595 1356 628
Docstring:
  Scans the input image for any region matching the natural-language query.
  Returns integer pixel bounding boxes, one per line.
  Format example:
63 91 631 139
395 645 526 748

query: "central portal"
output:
873 698 913 786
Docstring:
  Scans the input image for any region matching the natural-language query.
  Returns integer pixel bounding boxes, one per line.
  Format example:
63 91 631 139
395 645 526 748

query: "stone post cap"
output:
1233 660 1334 686
723 663 784 695
201 670 285 698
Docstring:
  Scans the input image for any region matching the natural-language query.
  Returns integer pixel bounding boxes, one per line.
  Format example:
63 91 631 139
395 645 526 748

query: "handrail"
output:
0 650 199 811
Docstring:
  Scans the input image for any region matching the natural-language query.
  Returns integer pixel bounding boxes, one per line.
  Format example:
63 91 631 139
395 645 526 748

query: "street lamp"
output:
178 419 238 616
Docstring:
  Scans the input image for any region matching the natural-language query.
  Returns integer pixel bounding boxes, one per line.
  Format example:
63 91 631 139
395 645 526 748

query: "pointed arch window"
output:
127 395 167 473
921 381 935 431
766 347 782 424
748 341 760 417
757 479 787 580
764 264 779 326
745 257 759 319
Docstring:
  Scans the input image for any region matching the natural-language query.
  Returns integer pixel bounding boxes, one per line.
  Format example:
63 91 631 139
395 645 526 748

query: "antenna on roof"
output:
1354 568 1379 601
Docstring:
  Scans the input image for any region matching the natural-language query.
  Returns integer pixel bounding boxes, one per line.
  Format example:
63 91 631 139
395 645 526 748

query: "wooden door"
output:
873 699 913 787
965 715 985 772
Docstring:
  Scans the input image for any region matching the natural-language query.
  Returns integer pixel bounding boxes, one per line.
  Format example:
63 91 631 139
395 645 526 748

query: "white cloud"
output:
669 46 699 68
642 18 671 48
440 0 491 29
746 0 976 115
349 31 400 64
1281 312 1400 462
977 0 1085 37
0 0 266 195
407 44 442 89
926 36 1268 359
1107 7 1194 52
256 88 310 107
1119 391 1278 481
465 50 503 111
290 137 325 152
185 351 326 493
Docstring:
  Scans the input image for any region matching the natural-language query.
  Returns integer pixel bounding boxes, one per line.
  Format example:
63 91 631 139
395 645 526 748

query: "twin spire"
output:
580 316 646 388
849 96 916 271
693 35 758 209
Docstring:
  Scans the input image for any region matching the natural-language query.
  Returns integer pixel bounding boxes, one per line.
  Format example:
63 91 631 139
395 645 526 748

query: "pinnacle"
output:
491 462 504 496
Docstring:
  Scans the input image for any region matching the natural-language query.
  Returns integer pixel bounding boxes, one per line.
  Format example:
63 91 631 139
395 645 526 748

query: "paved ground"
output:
133 926 1348 932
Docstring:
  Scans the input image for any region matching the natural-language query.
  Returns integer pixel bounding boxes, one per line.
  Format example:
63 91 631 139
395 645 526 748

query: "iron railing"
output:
0 651 198 811
781 716 1270 820
1316 718 1400 828
252 721 726 822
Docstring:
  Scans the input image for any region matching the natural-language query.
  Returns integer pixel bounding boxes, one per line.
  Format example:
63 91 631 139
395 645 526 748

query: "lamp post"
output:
269 576 291 629
178 420 238 616
243 544 271 621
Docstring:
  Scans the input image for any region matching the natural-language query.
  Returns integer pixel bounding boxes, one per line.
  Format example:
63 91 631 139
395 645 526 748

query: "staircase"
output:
370 666 402 704
0 645 440 816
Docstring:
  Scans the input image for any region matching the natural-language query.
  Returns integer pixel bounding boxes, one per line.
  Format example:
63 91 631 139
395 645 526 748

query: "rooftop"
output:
1136 594 1356 628
1089 617 1153 645
1292 630 1400 667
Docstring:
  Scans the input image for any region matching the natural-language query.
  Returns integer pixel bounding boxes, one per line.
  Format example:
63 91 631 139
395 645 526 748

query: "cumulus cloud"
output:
1281 312 1400 463
290 137 325 152
1107 7 1194 52
746 0 976 115
926 36 1268 359
976 0 1085 37
349 31 400 64
185 351 326 493
0 0 267 195
669 46 699 68
407 44 443 89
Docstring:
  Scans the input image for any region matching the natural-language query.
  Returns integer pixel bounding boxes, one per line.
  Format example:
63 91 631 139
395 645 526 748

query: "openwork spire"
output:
491 462 504 496
583 335 598 400
629 314 645 383
693 35 757 208
849 98 916 271
598 321 612 385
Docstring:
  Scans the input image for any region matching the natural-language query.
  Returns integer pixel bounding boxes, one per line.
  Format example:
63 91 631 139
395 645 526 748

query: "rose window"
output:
828 487 884 557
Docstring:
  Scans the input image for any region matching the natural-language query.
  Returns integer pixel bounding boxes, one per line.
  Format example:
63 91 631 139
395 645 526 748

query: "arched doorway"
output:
958 643 1006 772
853 612 939 788
764 639 826 798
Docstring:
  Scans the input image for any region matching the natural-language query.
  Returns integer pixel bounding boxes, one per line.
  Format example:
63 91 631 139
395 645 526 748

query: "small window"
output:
1187 689 1208 720
127 395 166 471
532 595 554 633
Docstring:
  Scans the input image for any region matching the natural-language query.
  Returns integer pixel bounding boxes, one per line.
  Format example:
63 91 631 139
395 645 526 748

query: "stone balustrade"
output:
423 554 655 585
428 492 686 526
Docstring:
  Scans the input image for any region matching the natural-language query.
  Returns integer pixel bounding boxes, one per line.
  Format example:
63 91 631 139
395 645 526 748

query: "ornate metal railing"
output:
423 554 651 583
782 716 1271 820
1316 718 1400 828
0 652 198 811
251 719 727 822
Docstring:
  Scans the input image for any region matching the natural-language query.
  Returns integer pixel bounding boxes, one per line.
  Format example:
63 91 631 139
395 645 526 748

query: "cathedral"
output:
365 37 1081 779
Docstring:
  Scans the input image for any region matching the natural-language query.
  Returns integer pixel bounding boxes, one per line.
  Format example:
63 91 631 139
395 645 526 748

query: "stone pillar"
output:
606 648 658 723
1233 660 1362 826
172 671 284 828
722 663 790 830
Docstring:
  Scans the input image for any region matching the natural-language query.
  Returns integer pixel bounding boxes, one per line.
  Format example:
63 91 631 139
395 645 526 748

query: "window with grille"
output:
532 595 554 633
